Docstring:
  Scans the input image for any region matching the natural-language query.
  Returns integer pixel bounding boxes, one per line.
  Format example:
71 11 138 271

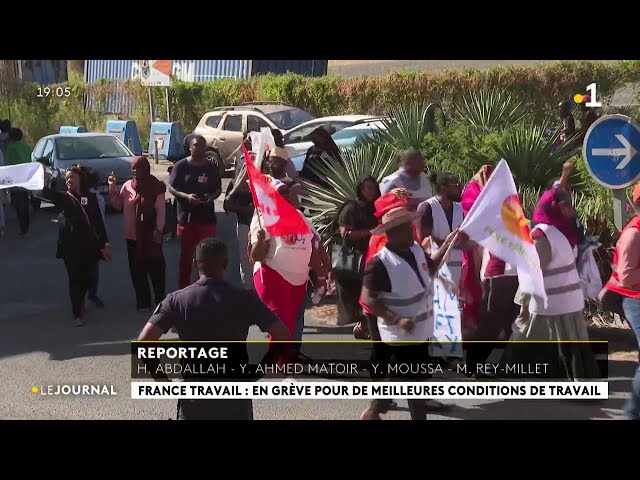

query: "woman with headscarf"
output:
459 165 521 375
336 176 381 337
300 126 342 187
39 164 111 326
108 156 167 311
505 186 600 380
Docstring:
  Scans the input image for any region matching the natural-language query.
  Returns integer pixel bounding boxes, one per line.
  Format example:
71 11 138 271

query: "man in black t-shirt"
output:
168 135 222 289
138 238 290 420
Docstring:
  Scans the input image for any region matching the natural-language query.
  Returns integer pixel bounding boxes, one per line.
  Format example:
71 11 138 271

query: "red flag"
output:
243 145 310 237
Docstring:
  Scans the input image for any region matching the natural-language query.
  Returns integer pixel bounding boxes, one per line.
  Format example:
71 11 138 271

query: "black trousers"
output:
126 240 166 309
335 275 365 325
63 257 96 318
465 276 520 374
11 190 30 234
88 261 99 298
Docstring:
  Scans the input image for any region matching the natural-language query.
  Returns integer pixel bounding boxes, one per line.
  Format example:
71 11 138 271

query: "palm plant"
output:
366 102 444 152
472 121 582 190
300 143 398 246
454 90 531 133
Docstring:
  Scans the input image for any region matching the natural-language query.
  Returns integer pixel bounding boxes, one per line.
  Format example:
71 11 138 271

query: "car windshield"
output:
55 136 132 161
265 108 314 130
331 127 375 143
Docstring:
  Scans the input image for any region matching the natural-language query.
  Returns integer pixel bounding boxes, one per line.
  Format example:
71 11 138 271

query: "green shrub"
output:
2 60 639 148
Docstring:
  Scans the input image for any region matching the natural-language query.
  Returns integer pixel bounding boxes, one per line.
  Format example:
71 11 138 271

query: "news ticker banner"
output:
131 381 609 400
131 341 608 381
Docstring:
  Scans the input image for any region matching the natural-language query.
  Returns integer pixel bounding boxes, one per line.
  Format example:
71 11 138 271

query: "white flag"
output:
460 159 547 306
0 163 44 191
249 127 276 171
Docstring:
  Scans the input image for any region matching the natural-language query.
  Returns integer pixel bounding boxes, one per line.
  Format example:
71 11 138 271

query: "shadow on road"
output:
0 203 242 361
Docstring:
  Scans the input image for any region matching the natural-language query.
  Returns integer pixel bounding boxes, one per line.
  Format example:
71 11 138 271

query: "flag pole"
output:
242 144 264 231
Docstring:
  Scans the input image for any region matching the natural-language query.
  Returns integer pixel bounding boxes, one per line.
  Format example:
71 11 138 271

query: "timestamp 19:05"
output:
37 87 71 98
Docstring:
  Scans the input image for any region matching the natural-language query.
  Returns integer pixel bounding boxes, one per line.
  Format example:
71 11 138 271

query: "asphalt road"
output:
0 174 634 420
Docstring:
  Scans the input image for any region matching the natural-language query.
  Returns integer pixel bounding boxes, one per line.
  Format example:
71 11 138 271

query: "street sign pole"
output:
583 114 640 232
612 188 627 232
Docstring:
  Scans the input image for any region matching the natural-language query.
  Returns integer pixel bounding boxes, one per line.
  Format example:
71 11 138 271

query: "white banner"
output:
131 381 608 400
0 163 44 191
431 263 463 358
460 159 547 306
249 127 276 170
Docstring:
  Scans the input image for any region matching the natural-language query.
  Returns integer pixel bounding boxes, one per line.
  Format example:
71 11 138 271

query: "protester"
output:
507 186 600 380
223 153 256 290
602 183 640 420
39 165 111 326
168 135 222 289
300 126 342 187
137 238 290 420
0 147 5 238
359 203 458 420
359 189 416 416
459 165 493 340
418 172 465 285
261 146 322 349
336 176 381 337
87 169 106 308
249 184 327 338
579 96 599 132
0 119 10 152
270 128 297 180
559 100 576 141
108 156 167 311
4 128 32 236
379 149 433 211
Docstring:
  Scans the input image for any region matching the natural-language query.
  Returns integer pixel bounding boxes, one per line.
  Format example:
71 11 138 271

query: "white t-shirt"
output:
250 210 317 286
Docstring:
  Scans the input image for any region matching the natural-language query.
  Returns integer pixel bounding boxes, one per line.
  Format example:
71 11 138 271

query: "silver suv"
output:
193 102 314 177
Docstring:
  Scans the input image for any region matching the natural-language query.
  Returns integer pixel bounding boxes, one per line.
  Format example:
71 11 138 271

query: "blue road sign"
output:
583 114 640 189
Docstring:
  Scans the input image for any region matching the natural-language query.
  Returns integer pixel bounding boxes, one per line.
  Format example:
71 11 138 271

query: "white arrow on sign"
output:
592 134 638 170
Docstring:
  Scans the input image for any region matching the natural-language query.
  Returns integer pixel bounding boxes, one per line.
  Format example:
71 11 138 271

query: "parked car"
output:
283 115 384 159
291 119 387 172
30 133 135 208
193 102 314 177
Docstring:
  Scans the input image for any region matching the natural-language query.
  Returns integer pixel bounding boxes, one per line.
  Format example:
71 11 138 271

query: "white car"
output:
284 115 383 160
291 119 387 172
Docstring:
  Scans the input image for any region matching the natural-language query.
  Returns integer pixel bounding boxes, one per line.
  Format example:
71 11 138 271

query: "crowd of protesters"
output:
3 95 638 422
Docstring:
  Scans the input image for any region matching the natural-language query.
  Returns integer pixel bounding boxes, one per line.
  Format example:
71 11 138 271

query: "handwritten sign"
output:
430 263 463 358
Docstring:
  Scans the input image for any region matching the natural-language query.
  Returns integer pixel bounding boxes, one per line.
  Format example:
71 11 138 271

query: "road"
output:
0 172 634 420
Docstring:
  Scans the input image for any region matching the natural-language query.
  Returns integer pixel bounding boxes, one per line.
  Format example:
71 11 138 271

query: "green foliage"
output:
471 122 582 189
2 60 638 148
1 59 638 253
301 144 397 246
454 90 531 133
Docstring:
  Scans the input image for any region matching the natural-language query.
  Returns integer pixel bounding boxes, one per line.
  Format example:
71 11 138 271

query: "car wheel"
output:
206 150 226 178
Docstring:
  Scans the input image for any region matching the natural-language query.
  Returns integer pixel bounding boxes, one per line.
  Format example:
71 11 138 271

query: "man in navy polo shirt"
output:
138 238 290 420
168 135 222 289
